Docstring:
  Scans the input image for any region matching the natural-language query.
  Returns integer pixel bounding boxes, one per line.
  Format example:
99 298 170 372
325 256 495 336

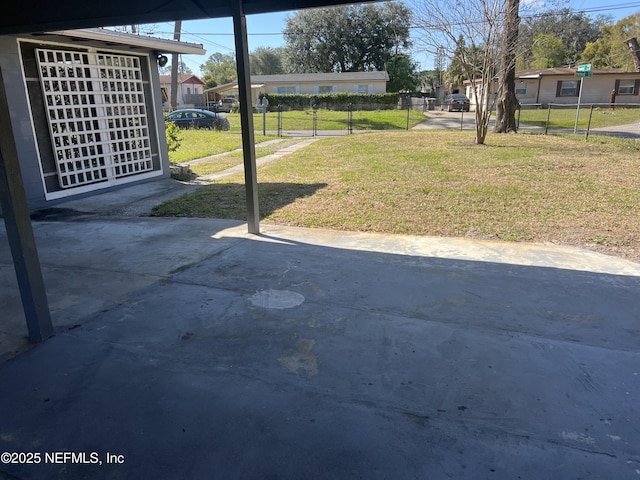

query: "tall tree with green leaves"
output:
250 47 286 75
581 13 640 71
531 33 567 68
386 54 421 92
518 8 606 68
200 52 237 89
282 3 412 73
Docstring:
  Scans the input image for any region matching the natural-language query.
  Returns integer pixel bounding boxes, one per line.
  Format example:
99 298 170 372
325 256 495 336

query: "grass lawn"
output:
168 130 279 164
226 108 427 132
189 138 305 176
153 131 640 262
518 106 640 129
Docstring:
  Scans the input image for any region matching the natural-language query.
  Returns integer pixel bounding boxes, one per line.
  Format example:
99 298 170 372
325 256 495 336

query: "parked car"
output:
441 94 470 112
215 97 239 113
166 109 230 130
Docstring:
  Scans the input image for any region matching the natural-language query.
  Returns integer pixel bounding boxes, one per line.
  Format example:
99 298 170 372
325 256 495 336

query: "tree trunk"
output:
494 0 520 133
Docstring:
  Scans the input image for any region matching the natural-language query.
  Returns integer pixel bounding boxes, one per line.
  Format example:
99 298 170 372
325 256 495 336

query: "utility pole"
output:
170 21 182 111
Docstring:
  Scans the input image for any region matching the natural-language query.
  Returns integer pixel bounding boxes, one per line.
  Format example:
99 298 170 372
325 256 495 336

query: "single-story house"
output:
205 71 391 106
460 67 640 108
159 73 206 109
0 28 204 209
514 67 640 105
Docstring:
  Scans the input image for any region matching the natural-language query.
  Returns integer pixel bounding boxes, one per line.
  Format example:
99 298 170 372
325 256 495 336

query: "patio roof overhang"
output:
0 0 369 35
1 0 378 343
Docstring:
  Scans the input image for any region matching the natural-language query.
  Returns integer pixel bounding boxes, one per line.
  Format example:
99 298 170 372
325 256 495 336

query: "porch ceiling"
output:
0 0 374 35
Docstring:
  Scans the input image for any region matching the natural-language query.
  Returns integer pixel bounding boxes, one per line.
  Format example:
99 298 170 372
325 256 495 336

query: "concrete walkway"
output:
415 110 640 138
1 179 640 479
188 137 321 183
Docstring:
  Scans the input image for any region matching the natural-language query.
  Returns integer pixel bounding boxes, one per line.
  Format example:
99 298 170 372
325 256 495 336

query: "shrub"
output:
165 121 182 156
260 92 400 111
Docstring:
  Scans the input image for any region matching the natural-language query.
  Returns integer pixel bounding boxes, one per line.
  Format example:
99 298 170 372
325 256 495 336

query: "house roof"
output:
204 72 390 93
252 72 390 83
159 74 206 85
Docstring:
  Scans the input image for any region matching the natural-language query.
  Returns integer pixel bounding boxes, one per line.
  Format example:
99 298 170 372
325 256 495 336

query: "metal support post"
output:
233 6 260 234
0 67 54 342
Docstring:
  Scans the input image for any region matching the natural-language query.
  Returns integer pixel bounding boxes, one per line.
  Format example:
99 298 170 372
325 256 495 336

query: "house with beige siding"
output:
205 71 390 106
514 68 640 105
460 67 640 109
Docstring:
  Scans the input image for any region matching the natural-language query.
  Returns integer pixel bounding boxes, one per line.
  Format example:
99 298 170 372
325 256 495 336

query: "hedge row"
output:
261 92 400 111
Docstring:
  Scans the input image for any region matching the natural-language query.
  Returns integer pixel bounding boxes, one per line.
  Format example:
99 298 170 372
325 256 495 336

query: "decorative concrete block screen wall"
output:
35 48 153 189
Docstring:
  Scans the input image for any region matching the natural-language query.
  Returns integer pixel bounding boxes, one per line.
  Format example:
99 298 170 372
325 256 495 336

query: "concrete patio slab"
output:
1 215 639 479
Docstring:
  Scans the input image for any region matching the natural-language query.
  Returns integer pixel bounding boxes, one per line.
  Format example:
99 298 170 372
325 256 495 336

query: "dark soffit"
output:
0 0 377 35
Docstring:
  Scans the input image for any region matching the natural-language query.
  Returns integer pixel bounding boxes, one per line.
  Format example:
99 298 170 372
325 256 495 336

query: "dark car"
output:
441 94 470 112
166 109 230 130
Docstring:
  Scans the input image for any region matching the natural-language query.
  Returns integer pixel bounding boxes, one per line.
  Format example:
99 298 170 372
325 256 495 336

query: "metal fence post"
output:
406 97 410 130
460 110 464 131
277 105 282 137
517 107 521 130
585 104 594 141
545 104 551 135
348 103 353 134
312 105 317 137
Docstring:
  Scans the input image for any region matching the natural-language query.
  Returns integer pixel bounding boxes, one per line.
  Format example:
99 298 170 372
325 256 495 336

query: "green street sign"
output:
575 71 592 77
577 64 592 72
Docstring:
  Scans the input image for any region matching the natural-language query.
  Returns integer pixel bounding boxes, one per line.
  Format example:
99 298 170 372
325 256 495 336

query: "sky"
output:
128 0 640 75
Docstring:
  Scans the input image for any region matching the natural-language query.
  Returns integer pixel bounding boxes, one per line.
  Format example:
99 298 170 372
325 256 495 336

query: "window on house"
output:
515 82 527 95
616 79 638 95
318 85 333 94
557 80 579 97
356 84 369 94
277 86 296 94
187 87 191 95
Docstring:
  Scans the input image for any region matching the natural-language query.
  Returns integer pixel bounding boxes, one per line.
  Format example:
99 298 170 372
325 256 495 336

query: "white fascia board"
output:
48 28 205 55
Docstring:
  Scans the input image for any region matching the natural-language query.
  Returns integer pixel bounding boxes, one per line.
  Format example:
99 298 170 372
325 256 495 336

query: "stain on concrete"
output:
278 338 319 378
561 431 596 445
250 289 305 309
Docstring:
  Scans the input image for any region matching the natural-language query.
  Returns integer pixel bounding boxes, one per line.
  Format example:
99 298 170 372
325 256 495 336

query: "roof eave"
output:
47 28 205 55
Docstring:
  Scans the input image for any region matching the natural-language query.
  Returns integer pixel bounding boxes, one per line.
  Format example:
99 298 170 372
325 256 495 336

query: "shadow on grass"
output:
150 182 327 220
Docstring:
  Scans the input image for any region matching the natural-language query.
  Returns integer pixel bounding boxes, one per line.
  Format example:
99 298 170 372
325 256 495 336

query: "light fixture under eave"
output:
155 51 168 67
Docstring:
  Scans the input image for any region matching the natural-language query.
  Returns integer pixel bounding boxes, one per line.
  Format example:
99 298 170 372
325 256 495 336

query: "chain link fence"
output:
248 102 423 137
517 103 640 139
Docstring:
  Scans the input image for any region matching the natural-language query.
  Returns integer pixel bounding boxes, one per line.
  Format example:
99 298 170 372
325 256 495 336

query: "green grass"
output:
168 130 279 163
154 130 640 262
518 106 640 129
225 108 426 132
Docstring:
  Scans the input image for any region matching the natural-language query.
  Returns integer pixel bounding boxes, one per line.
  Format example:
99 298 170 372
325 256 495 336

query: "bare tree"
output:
411 0 518 144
